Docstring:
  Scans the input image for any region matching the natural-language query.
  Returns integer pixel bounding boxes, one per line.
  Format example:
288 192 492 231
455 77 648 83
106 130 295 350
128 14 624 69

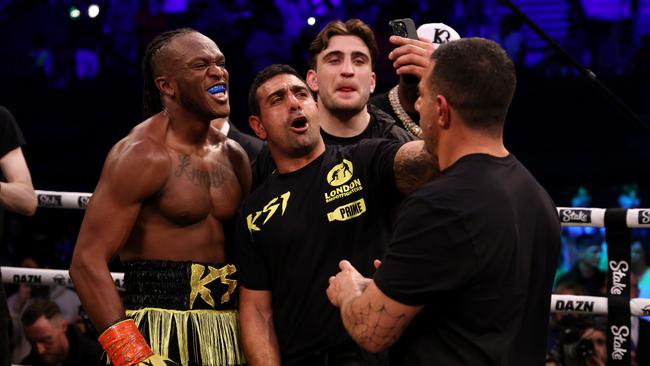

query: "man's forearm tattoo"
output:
174 154 232 188
343 297 411 351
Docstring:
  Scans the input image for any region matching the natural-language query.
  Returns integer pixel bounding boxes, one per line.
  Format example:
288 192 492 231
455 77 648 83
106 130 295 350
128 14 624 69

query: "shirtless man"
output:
69 28 250 366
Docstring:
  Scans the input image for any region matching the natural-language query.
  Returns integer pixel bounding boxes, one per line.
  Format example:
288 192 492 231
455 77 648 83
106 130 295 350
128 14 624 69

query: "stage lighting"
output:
69 6 81 19
88 4 100 18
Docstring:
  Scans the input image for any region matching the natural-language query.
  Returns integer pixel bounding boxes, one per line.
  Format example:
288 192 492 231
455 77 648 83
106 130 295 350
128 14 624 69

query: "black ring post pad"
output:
605 208 631 365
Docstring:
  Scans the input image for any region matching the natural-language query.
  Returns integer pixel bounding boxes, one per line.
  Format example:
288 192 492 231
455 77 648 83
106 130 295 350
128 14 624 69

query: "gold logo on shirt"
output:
189 264 237 309
327 198 366 222
247 191 291 233
326 159 354 186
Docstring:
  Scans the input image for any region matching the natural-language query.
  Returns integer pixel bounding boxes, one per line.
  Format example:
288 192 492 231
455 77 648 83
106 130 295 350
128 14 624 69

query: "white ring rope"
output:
36 190 650 228
36 190 91 210
34 190 650 228
2 266 649 316
552 294 650 317
556 207 650 228
0 266 124 290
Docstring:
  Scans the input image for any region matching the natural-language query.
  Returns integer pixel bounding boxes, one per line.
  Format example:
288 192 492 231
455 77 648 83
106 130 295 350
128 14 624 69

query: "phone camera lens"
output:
392 22 407 37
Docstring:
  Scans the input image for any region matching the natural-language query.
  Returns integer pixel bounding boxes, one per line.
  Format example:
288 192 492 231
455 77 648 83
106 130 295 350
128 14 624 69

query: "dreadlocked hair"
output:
141 28 198 118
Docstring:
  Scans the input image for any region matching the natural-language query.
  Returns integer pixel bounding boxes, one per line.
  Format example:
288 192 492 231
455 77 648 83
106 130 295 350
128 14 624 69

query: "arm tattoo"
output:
394 143 439 194
342 297 412 351
174 154 234 188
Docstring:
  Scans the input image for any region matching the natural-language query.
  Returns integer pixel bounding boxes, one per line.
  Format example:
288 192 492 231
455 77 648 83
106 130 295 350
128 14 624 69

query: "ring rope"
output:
0 266 124 290
551 294 650 317
1 266 649 316
36 189 91 210
35 188 650 228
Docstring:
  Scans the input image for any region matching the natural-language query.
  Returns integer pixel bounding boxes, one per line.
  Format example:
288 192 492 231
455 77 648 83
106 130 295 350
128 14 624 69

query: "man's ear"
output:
155 76 175 98
248 115 267 140
370 71 376 93
436 95 450 129
306 69 319 93
58 318 68 333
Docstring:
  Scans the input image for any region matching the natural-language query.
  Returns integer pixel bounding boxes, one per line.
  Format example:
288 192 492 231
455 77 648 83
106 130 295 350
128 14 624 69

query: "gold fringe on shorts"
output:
126 307 245 366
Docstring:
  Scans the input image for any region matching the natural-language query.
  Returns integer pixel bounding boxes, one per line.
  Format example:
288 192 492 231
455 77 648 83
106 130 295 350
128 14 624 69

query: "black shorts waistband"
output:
123 260 238 311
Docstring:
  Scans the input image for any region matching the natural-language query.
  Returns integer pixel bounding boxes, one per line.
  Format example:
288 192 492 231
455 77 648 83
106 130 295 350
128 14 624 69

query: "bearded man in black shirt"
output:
235 64 437 365
327 38 561 365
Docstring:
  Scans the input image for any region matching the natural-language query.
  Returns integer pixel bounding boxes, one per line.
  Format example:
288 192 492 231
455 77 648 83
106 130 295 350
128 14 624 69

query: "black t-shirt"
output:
250 104 414 191
0 106 25 159
320 104 415 146
374 154 561 366
235 140 402 365
227 123 264 163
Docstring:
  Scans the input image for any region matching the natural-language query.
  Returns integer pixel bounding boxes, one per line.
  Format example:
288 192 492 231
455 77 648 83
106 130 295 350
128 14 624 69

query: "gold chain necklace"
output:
388 85 422 138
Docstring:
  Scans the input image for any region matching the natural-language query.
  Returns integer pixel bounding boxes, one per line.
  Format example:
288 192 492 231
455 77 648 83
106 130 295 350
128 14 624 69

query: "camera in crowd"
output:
548 316 607 366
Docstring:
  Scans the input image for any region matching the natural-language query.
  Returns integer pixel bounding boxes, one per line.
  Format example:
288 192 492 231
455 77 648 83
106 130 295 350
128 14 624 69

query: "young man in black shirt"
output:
305 18 413 145
251 19 413 190
235 64 437 365
327 38 561 365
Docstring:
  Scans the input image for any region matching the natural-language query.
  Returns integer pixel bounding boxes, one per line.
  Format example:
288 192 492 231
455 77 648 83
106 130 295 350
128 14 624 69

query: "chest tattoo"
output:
174 154 230 188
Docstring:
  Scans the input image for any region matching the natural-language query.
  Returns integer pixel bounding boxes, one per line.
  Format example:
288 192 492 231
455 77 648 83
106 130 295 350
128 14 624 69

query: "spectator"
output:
21 299 101 366
557 234 607 296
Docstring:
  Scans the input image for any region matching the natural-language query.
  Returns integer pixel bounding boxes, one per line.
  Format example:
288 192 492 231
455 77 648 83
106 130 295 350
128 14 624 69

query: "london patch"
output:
327 198 366 222
326 159 354 186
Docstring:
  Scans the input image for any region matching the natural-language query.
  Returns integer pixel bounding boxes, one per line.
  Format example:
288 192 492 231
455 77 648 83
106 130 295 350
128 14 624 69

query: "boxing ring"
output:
2 190 650 365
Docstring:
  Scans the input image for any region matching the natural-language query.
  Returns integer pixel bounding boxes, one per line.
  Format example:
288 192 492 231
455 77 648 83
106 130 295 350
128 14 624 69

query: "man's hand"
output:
326 260 423 353
388 36 435 80
327 260 372 308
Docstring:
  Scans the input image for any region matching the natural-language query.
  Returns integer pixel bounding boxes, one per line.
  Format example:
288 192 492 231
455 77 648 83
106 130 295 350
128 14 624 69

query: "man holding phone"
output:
251 18 414 189
370 19 460 138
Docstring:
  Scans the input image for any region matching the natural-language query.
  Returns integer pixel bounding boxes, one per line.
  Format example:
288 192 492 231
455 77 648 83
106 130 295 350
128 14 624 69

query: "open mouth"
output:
290 116 308 130
208 84 226 95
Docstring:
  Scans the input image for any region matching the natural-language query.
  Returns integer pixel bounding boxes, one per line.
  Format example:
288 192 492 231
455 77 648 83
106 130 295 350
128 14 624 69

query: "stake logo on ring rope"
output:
609 260 629 295
38 193 62 208
558 208 591 224
638 209 650 225
78 195 90 208
610 325 630 360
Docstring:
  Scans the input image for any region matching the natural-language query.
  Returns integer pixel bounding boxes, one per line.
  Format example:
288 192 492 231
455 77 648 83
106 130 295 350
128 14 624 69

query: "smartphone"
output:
389 18 418 40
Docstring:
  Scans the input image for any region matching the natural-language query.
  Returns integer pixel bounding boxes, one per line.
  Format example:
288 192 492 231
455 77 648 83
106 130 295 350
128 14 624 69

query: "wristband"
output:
98 319 154 366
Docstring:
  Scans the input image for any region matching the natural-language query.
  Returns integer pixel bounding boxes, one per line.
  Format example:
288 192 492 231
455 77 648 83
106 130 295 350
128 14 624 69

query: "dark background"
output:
0 0 649 266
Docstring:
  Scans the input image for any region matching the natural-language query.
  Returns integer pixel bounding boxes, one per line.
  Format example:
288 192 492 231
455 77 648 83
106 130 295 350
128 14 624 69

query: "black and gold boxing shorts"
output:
121 261 244 366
